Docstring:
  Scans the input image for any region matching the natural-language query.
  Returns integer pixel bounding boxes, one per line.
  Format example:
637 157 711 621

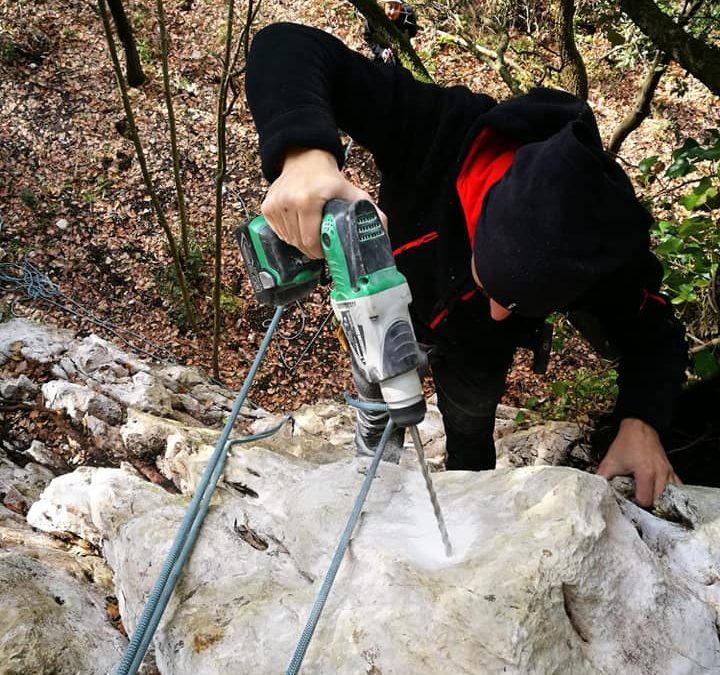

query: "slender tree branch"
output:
157 0 192 259
609 50 669 153
211 0 236 379
690 336 720 354
98 0 197 328
437 29 524 94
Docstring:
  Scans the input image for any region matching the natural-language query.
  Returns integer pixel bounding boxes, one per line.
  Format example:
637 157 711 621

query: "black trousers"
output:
431 351 512 470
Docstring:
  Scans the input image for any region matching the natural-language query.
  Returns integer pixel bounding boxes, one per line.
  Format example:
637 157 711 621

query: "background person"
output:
363 0 418 63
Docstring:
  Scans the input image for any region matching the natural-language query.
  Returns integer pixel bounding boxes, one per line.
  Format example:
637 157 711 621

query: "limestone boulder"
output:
0 552 125 675
0 452 124 675
4 316 720 675
42 379 124 425
28 451 720 675
0 318 73 364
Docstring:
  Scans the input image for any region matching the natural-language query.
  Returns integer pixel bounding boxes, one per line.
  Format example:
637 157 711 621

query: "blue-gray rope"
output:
342 391 387 412
0 256 177 364
116 304 286 675
285 415 394 675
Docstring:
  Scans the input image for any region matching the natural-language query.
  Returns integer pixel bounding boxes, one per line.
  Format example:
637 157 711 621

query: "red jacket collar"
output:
456 127 518 246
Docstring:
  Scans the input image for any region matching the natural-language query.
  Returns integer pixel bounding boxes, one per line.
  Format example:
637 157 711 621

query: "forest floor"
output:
1 0 718 465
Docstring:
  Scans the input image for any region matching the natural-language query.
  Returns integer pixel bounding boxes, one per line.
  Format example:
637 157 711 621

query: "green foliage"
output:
693 349 720 380
641 132 719 306
155 241 205 328
136 37 156 66
519 314 621 422
680 0 720 43
131 3 152 29
219 289 248 315
576 2 654 70
181 241 205 284
0 33 16 64
80 175 112 205
130 2 156 66
542 368 619 421
639 130 720 379
20 188 38 210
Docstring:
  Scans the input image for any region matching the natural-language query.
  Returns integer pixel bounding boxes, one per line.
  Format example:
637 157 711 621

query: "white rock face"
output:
0 552 125 675
1 467 123 675
29 453 720 675
5 317 720 675
0 373 39 399
42 379 124 425
0 318 73 363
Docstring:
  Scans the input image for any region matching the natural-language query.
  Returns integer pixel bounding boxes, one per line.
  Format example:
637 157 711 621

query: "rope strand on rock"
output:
285 414 393 675
115 305 287 675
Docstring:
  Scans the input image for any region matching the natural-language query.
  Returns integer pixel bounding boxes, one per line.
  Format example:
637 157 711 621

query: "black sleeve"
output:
245 22 493 182
573 253 687 444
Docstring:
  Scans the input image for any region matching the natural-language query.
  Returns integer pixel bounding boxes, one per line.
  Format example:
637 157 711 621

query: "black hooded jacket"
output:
245 22 687 441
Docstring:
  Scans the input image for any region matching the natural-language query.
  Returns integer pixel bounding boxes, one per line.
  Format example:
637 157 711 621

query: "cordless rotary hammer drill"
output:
236 199 426 427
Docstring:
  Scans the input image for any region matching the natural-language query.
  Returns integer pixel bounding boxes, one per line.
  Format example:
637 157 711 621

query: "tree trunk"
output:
348 0 432 83
553 0 588 99
609 0 703 153
211 0 261 379
620 0 720 95
156 0 191 259
106 0 146 88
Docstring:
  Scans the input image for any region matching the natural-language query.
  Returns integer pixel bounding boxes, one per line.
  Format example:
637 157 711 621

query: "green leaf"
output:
672 283 698 304
696 146 720 161
666 157 694 178
679 215 713 236
693 350 720 380
655 236 684 255
679 193 702 211
551 380 570 396
679 178 717 211
672 138 700 159
525 396 539 409
653 220 675 234
694 176 712 193
605 27 625 46
514 410 526 423
638 155 659 174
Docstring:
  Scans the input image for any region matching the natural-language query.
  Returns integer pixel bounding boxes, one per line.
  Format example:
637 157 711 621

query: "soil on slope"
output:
1 0 718 482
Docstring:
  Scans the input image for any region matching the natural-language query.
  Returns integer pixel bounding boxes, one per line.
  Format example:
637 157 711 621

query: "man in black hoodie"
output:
363 0 418 63
244 22 686 507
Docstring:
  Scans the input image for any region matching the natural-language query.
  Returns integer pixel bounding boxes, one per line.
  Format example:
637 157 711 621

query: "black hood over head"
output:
473 115 652 317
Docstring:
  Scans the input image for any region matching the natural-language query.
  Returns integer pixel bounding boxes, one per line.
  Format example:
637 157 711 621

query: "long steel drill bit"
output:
409 425 453 557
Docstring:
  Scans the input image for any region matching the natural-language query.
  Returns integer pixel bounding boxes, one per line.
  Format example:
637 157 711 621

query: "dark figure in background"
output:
363 0 418 64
